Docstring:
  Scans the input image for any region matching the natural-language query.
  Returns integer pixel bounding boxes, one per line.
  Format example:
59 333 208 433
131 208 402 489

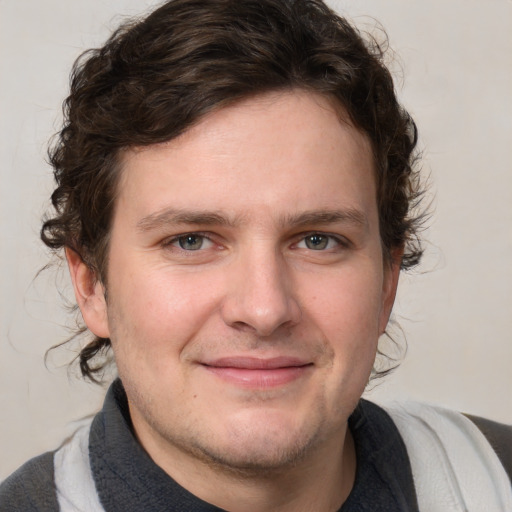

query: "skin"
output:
68 90 401 512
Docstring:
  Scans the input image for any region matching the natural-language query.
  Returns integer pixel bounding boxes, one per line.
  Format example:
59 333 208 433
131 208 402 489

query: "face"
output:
73 91 400 475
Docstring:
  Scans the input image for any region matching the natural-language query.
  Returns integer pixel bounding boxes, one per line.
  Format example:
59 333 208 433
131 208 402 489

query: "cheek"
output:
302 265 384 372
305 267 384 335
107 266 223 362
302 269 383 418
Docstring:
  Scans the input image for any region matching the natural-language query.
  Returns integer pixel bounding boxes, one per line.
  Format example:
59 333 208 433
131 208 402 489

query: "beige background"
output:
1 0 511 480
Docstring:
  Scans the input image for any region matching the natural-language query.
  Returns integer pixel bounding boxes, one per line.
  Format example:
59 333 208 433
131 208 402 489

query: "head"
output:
42 0 425 487
42 1 422 384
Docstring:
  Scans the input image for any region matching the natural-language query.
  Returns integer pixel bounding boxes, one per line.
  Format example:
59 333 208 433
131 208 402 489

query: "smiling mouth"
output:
200 357 313 388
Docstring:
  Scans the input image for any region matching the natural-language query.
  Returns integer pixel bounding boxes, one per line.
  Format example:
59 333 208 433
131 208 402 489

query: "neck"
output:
138 423 356 512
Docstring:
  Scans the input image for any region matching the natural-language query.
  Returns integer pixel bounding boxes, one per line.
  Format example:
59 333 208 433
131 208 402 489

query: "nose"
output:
220 249 301 337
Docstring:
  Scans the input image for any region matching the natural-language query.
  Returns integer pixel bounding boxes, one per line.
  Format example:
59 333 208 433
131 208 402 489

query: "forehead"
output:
115 90 376 225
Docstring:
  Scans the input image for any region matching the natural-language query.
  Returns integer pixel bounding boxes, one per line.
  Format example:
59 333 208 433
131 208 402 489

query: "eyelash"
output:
162 231 349 252
162 232 215 251
294 232 349 251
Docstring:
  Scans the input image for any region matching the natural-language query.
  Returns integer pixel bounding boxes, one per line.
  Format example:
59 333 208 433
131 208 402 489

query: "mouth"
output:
200 356 314 388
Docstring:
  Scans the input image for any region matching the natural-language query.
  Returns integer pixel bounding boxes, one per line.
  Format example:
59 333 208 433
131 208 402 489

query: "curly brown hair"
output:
42 0 424 381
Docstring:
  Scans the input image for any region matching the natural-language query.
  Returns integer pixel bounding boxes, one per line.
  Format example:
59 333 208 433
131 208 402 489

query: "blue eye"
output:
305 234 328 250
174 234 211 251
297 234 341 251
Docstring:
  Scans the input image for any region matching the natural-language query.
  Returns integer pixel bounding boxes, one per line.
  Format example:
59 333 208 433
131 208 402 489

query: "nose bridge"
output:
222 241 300 336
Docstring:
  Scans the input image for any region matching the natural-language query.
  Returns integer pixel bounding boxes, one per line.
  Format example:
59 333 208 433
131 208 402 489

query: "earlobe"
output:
378 247 403 334
65 247 110 339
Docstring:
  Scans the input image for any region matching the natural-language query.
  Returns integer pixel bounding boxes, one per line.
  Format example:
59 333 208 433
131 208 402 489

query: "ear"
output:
66 247 110 339
378 246 403 334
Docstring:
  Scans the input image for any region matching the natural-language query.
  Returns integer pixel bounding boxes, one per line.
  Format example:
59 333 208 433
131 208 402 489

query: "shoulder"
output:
380 401 512 510
464 412 512 480
381 402 511 469
381 401 512 463
0 451 59 511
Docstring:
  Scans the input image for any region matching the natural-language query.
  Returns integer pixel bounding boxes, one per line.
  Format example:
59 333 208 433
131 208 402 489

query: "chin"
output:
194 434 315 475
187 410 326 474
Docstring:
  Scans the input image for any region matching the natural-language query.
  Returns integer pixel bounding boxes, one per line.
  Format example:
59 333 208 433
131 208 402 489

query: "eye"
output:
171 234 214 251
296 233 342 251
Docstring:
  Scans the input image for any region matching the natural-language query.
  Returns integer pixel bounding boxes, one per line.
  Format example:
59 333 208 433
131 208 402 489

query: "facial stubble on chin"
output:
148 400 334 479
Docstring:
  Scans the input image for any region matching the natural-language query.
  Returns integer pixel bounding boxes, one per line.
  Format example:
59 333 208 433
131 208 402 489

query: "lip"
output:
200 357 313 388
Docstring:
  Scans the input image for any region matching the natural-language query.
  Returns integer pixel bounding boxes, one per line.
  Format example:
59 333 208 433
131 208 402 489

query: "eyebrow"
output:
136 207 368 233
282 209 368 229
136 209 240 232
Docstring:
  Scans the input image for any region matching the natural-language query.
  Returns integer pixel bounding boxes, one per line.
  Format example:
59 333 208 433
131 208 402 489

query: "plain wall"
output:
1 0 511 480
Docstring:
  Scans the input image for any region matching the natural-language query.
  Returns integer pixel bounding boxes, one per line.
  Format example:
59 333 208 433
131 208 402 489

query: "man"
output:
1 0 510 510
